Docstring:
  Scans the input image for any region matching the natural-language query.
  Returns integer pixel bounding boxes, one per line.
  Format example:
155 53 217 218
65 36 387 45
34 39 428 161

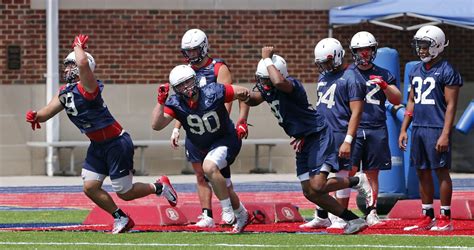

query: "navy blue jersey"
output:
259 77 326 138
348 64 397 129
192 58 227 87
409 60 463 128
316 69 366 132
165 83 235 149
58 81 115 133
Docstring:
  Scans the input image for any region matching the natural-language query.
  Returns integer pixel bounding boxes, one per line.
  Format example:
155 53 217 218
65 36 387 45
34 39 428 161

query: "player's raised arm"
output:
261 46 293 93
151 83 174 131
72 34 98 93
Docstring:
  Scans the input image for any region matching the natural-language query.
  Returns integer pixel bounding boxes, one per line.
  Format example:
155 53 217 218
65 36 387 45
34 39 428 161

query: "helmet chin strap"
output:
421 56 433 63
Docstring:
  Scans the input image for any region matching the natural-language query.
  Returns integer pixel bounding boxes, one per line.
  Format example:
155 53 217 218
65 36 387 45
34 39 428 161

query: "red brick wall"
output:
1 2 472 86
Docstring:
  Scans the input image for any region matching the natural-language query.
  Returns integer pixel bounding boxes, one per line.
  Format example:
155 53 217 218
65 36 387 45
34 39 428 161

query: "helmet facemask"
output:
411 38 438 63
351 46 377 66
173 76 199 100
315 57 338 74
63 60 79 84
181 42 207 64
254 75 274 96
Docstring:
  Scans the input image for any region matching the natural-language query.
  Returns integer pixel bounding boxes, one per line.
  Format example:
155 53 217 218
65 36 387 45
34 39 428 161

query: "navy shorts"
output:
296 126 338 177
410 126 451 170
351 127 391 171
184 134 241 179
83 132 134 180
333 131 354 171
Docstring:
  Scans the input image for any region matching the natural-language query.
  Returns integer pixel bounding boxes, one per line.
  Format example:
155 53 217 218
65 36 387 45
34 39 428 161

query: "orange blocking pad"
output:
387 199 474 220
178 202 303 225
83 205 189 226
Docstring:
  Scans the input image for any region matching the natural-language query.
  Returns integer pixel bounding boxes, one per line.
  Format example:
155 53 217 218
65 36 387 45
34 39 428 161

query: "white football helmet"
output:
255 54 289 79
63 51 96 83
350 31 378 65
181 29 209 64
412 25 448 63
314 38 345 73
254 54 288 95
169 65 198 98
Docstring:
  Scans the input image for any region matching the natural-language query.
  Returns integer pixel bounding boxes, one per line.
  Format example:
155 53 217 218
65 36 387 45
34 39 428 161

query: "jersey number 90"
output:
187 111 221 135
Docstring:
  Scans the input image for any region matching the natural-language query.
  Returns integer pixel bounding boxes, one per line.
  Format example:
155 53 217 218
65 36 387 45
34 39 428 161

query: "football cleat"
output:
112 216 135 234
366 209 381 226
156 175 178 207
328 213 347 229
221 206 236 225
231 210 251 234
299 217 331 229
403 215 436 231
343 218 368 234
430 215 453 231
195 212 216 228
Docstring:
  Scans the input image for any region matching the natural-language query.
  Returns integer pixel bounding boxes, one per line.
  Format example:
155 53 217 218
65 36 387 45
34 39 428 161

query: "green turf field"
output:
0 210 473 249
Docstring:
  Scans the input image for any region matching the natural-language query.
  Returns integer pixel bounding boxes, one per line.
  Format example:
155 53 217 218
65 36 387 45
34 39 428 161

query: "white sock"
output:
220 198 232 210
422 204 434 210
234 202 246 214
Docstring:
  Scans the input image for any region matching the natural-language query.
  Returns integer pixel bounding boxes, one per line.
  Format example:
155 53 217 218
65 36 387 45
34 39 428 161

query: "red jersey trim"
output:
214 62 223 77
224 84 234 103
164 106 176 118
77 82 99 101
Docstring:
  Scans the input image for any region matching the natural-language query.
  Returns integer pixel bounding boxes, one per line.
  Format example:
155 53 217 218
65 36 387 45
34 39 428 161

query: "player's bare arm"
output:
72 34 98 93
340 100 363 159
35 95 64 122
262 46 293 93
399 88 415 151
369 75 402 105
245 89 265 107
218 64 234 114
437 85 460 152
383 84 402 105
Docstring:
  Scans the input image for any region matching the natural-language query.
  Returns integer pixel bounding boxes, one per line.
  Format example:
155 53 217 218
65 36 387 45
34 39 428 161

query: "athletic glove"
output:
72 34 89 49
369 75 388 90
290 138 305 153
170 128 180 149
235 118 249 140
157 83 169 105
26 110 41 130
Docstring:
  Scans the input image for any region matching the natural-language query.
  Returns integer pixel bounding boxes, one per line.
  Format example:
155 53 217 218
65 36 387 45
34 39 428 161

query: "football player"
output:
300 38 365 230
151 65 251 233
347 31 402 225
25 34 178 234
400 25 462 232
245 46 372 234
171 29 250 228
